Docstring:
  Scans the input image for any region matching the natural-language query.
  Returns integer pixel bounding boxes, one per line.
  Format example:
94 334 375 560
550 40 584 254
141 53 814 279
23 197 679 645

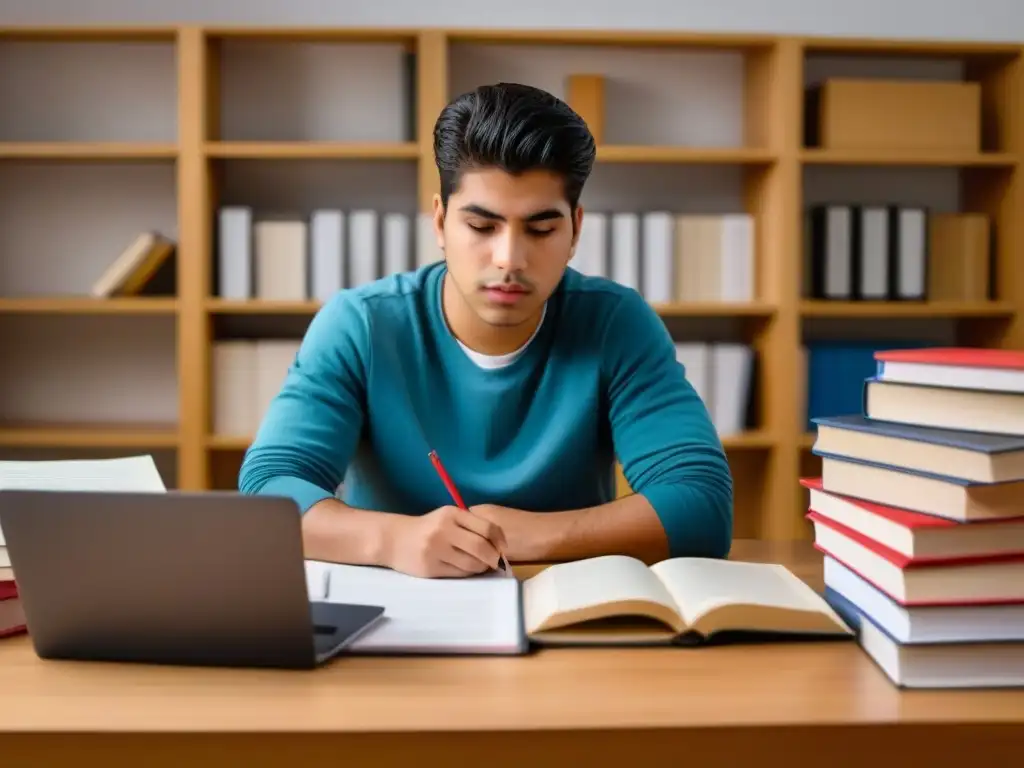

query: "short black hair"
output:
433 82 596 211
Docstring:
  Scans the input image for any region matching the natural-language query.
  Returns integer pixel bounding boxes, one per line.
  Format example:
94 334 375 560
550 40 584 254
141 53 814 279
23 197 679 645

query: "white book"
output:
858 206 889 299
217 206 252 299
710 343 753 436
610 212 640 290
641 212 674 302
824 556 1024 646
896 207 926 299
674 342 712 410
824 206 852 299
674 215 703 301
254 219 308 300
254 340 302 425
858 615 1024 689
571 211 607 277
310 209 345 301
719 214 755 302
212 340 258 436
382 212 411 276
348 210 380 287
0 456 167 544
415 212 443 268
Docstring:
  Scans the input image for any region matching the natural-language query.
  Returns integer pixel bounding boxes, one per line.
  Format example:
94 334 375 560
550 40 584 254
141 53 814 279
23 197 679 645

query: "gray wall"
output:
1 0 1022 42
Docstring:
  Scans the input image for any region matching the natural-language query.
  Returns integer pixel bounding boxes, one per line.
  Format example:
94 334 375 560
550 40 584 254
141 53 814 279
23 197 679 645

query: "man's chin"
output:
475 304 535 327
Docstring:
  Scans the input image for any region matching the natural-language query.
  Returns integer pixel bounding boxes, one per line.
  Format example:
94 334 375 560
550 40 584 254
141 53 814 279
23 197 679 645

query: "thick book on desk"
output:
523 555 851 645
308 555 852 654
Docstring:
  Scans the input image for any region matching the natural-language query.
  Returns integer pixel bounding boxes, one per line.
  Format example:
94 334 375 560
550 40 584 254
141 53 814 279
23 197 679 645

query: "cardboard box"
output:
928 213 991 301
566 74 605 144
805 78 981 152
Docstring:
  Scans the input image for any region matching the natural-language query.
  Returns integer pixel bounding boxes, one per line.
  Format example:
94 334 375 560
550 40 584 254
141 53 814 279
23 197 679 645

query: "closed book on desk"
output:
522 555 852 646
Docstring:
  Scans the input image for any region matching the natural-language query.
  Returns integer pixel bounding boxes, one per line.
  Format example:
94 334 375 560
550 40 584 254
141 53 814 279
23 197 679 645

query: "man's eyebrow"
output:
458 204 565 222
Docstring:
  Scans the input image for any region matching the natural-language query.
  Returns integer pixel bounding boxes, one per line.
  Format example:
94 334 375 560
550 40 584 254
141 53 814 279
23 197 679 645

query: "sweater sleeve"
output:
601 289 734 558
237 291 370 513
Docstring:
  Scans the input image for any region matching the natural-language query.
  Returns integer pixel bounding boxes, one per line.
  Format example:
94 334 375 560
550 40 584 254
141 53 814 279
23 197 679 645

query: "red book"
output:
875 347 1024 370
0 579 25 639
807 510 1024 607
800 477 1024 561
873 346 1024 395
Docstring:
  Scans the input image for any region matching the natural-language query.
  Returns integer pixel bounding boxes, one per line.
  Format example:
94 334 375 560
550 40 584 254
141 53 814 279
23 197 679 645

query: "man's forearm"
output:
531 493 670 564
301 498 403 567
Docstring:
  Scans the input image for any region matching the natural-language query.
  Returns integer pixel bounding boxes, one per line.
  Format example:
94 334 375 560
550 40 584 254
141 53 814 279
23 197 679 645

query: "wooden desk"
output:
1 540 1022 767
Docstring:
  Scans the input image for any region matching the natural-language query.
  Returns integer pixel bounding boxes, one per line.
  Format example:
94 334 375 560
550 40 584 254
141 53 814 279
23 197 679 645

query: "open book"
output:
523 555 852 645
308 554 852 654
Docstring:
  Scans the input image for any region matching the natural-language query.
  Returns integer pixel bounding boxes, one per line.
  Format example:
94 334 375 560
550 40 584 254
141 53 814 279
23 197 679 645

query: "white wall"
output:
0 0 1022 42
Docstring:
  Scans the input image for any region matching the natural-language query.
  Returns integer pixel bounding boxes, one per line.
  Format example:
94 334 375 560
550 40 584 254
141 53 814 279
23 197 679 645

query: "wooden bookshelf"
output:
0 25 1021 544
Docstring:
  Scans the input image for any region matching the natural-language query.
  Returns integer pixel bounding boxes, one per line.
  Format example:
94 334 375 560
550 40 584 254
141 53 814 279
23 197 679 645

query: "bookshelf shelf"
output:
206 299 319 315
204 142 419 160
0 423 178 449
0 142 178 160
799 300 1015 318
596 146 775 164
800 149 1017 168
445 29 776 50
0 298 179 315
2 24 1021 546
651 302 776 318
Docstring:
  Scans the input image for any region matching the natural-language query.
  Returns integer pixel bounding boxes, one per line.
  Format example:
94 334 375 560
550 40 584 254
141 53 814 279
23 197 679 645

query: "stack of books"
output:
801 346 1024 688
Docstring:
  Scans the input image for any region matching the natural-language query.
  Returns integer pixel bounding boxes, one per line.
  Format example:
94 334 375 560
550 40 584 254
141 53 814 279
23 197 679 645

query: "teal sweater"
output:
238 263 733 558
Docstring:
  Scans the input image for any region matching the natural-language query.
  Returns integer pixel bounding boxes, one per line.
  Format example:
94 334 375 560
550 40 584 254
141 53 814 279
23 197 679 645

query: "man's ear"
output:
570 205 585 252
431 194 446 250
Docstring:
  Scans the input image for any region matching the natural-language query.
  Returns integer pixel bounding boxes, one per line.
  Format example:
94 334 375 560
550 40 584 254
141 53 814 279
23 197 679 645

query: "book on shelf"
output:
802 205 990 303
802 339 939 432
215 205 756 307
211 336 756 442
803 345 1024 688
304 554 851 655
674 342 755 438
571 211 754 304
90 231 176 298
212 338 301 438
215 206 442 301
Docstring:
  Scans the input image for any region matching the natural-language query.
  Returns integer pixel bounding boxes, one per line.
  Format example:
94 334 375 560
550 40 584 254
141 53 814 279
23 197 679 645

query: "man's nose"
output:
491 230 528 271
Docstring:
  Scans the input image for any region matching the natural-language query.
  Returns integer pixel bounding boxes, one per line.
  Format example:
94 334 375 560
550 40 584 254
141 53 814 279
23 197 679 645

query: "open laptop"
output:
0 489 385 669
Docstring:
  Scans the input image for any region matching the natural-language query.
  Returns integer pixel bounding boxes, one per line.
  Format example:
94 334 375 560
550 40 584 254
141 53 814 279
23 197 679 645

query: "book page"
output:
650 558 850 636
523 555 683 636
314 561 523 654
0 455 167 544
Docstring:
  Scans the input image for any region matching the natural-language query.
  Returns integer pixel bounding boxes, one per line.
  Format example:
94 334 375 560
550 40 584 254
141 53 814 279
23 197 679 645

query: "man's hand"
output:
469 504 559 562
383 505 508 578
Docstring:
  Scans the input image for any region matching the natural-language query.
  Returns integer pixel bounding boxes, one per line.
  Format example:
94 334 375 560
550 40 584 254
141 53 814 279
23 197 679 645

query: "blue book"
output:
803 340 936 432
812 449 1024 522
811 413 1024 484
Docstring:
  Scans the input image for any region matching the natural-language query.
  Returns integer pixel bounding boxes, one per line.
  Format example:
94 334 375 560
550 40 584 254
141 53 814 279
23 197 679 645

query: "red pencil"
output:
427 449 510 574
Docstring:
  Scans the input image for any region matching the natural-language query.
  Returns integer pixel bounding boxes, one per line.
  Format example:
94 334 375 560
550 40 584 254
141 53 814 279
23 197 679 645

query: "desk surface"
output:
1 540 1023 765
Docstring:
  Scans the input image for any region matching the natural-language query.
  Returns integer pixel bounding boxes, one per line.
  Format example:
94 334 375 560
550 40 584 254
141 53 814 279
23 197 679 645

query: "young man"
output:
239 82 733 578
